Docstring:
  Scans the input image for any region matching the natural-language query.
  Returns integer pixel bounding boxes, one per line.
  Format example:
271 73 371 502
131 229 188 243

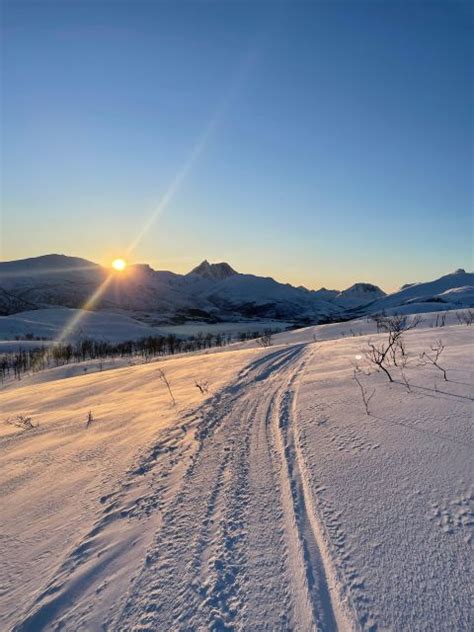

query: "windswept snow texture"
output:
0 314 472 631
0 307 290 344
0 308 155 342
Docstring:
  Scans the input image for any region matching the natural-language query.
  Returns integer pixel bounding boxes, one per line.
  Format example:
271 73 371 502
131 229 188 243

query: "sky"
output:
1 0 472 291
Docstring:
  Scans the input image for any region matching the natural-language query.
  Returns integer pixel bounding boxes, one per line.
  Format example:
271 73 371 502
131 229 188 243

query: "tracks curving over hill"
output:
113 344 352 631
13 344 354 631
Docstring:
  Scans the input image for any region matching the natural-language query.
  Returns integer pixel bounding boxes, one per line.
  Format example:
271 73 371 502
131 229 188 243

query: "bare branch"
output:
257 331 273 347
194 379 209 395
157 368 176 405
5 415 37 431
419 339 448 381
364 314 422 383
353 370 376 415
86 410 94 428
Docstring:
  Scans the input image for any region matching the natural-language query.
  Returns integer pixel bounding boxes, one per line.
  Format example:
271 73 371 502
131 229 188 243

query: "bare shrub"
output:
6 415 37 431
157 368 176 405
85 410 94 428
257 331 273 348
364 314 422 382
419 340 448 381
194 379 209 395
456 310 474 326
434 313 448 328
353 370 375 415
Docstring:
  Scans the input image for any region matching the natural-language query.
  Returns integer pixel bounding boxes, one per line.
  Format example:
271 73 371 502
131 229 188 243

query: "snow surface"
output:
368 269 474 313
0 308 291 345
0 308 154 342
0 314 472 631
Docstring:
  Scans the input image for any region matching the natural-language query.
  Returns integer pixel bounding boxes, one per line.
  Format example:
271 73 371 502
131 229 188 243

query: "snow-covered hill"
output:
0 308 156 343
332 282 386 309
0 307 291 347
0 314 471 630
366 268 474 314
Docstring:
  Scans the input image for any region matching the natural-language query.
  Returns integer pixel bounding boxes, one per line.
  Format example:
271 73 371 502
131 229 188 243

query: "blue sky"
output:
2 0 472 290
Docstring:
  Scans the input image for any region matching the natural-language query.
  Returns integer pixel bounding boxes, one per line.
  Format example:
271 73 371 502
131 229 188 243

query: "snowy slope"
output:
204 273 340 321
368 268 474 313
0 308 157 342
0 308 292 352
331 283 386 308
0 315 472 631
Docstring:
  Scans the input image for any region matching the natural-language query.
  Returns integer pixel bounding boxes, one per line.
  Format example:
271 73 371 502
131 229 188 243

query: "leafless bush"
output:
6 415 37 431
364 314 422 382
370 312 388 333
419 340 448 381
399 364 412 392
257 331 273 347
85 410 94 428
434 313 447 328
157 368 176 405
194 379 209 395
456 310 474 326
353 370 375 415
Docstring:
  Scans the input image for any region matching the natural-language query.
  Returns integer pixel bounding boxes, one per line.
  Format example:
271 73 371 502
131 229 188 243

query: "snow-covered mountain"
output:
366 269 474 314
188 260 238 281
0 255 338 324
1 256 472 325
331 282 386 309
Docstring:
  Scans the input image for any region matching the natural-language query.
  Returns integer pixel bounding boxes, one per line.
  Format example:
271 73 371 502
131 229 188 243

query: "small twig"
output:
157 368 176 405
353 370 375 415
194 379 209 395
419 340 448 381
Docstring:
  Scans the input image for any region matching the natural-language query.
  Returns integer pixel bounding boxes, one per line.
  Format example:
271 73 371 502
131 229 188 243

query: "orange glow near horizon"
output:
112 258 127 271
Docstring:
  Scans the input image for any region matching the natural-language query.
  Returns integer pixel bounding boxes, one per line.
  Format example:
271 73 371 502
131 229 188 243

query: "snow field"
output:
0 315 472 631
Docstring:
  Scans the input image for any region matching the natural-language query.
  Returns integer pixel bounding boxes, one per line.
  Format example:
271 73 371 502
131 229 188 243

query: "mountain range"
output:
0 255 473 325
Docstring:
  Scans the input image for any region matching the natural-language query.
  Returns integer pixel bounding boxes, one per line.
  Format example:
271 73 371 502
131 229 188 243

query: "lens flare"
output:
112 258 127 271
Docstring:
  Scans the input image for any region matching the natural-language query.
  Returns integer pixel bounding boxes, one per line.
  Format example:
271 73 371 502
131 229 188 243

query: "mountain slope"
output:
332 282 386 308
1 256 472 324
368 269 474 313
0 255 340 323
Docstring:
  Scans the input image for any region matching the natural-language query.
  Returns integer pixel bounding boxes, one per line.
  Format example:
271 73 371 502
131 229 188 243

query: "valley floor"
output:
0 318 472 631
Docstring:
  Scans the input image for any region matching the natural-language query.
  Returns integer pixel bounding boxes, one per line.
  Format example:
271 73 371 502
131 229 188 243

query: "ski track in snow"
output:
5 322 472 632
114 343 353 632
12 343 360 632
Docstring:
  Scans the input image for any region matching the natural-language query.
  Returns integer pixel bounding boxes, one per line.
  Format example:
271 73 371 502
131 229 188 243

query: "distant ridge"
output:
0 255 472 322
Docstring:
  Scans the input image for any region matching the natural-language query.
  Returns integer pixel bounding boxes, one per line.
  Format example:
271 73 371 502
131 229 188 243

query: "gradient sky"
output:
1 0 472 291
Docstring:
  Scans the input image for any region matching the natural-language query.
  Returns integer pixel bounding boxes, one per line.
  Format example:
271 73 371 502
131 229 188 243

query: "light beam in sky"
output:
54 274 114 345
125 45 262 257
54 30 271 346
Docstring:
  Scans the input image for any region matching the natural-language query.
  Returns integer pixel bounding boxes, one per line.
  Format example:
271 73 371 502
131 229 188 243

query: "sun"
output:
112 258 127 271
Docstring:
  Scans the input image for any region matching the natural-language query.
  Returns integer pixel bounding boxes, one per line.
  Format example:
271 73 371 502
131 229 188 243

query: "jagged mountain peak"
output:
188 260 238 281
339 282 386 297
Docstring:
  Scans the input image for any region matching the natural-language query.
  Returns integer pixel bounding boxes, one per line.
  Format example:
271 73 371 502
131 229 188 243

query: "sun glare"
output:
112 258 127 271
